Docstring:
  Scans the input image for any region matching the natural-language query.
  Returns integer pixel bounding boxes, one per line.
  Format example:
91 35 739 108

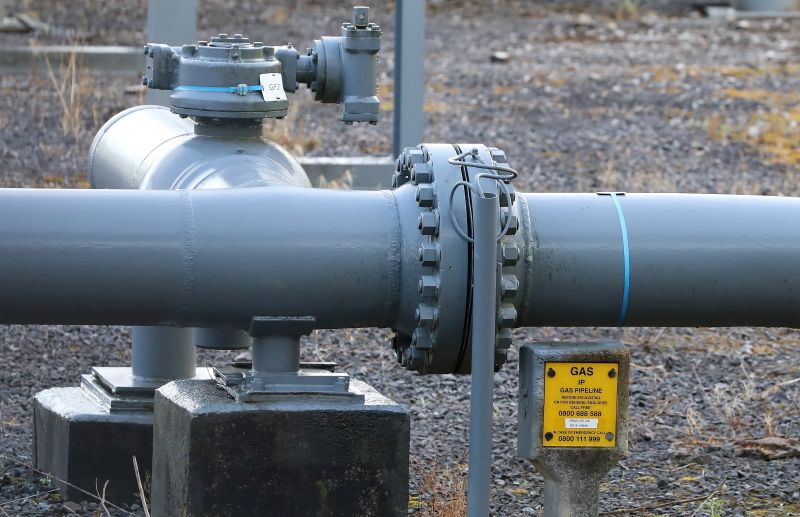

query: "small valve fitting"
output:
275 5 381 125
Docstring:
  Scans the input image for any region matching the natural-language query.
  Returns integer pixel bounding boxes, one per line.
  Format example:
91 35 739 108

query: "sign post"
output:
518 342 630 517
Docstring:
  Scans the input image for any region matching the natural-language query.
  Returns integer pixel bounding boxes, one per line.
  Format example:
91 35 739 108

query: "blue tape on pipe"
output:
609 193 630 326
174 85 263 94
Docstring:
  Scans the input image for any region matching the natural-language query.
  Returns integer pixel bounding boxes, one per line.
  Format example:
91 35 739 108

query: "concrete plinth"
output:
33 387 153 504
151 378 409 517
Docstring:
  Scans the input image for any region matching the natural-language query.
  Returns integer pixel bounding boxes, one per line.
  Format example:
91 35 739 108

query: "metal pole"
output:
392 0 426 157
145 0 197 106
467 192 499 517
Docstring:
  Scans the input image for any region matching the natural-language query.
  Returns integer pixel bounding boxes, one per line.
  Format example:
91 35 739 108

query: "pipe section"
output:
0 187 400 329
519 193 800 327
3 187 800 333
88 106 310 190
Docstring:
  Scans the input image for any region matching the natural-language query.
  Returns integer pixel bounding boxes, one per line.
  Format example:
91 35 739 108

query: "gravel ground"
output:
2 1 800 516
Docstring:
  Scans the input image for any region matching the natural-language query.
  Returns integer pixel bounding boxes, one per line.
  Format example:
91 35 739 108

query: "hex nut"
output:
411 327 433 349
502 213 519 236
418 211 440 236
501 243 520 266
501 274 519 299
497 304 517 327
488 147 507 163
496 328 513 349
416 185 436 207
411 163 433 184
418 275 440 298
499 186 516 207
418 243 441 266
415 303 438 329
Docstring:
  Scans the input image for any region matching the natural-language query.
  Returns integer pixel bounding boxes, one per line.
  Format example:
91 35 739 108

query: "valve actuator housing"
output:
142 6 381 129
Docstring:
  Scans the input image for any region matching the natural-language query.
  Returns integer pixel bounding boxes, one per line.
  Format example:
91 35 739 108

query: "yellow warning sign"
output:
542 362 619 448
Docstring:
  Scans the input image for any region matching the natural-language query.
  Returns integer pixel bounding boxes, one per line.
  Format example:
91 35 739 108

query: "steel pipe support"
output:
131 327 196 380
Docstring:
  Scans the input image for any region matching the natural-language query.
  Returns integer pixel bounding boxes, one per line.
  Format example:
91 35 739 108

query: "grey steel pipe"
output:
4 187 800 331
88 106 309 191
0 187 399 329
518 193 800 327
467 193 499 517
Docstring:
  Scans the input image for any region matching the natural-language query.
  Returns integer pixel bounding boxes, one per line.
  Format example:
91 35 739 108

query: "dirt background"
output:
1 1 800 515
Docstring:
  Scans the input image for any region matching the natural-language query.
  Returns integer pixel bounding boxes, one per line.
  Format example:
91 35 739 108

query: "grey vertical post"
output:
467 193 499 517
145 0 197 106
392 0 426 157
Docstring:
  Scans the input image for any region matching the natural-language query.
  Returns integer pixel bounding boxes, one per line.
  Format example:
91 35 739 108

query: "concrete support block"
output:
33 387 153 504
151 378 409 517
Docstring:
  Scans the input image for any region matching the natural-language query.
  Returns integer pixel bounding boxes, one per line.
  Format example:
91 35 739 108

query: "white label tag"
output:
565 418 599 429
259 73 287 102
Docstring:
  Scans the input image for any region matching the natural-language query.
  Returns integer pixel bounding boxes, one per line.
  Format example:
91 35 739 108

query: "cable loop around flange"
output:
447 148 518 243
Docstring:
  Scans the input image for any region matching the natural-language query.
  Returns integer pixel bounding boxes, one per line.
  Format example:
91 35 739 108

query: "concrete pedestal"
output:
151 378 409 517
33 387 153 504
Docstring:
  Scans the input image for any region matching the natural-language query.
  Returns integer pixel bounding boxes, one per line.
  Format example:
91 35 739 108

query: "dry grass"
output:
412 460 467 516
40 39 87 143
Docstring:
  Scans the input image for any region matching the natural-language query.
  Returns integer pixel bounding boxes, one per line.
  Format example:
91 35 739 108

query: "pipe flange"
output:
391 144 522 374
488 146 521 371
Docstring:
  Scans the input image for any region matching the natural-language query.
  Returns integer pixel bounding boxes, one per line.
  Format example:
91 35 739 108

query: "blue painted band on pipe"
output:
609 193 630 326
174 85 263 94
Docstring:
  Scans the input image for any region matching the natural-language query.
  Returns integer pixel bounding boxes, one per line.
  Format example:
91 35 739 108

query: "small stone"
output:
63 501 81 512
490 51 511 63
575 13 595 27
